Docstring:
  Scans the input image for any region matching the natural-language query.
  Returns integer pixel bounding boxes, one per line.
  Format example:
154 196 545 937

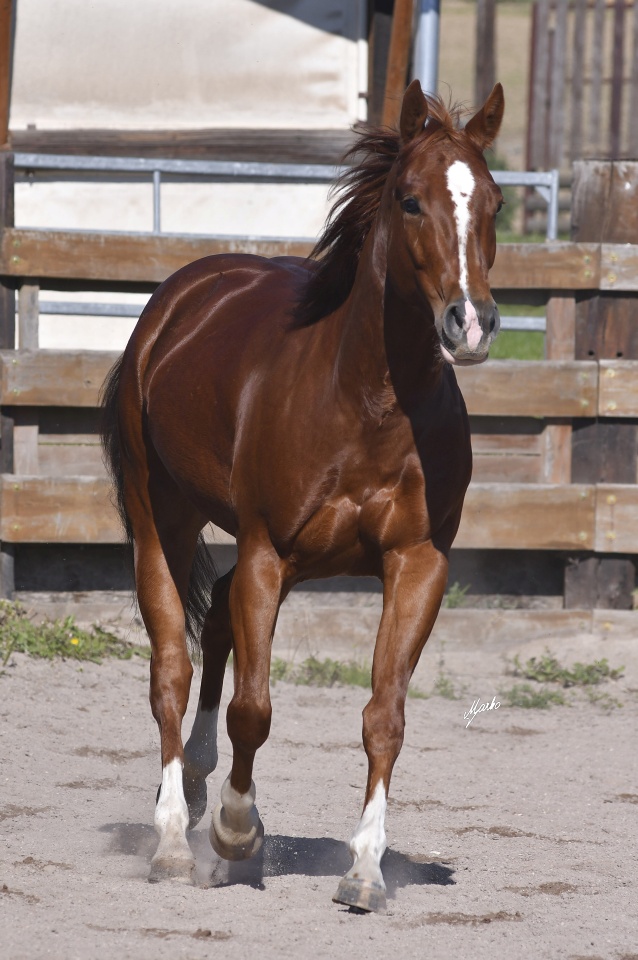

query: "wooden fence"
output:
528 0 638 170
0 154 636 608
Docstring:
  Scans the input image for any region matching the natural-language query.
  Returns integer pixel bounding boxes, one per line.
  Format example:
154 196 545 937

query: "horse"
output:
101 78 505 913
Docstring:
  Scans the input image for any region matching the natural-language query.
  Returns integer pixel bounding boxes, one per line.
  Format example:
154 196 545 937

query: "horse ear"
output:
464 83 505 151
399 79 429 143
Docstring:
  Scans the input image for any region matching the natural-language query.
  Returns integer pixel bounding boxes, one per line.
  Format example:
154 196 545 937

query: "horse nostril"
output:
489 313 496 333
451 305 464 330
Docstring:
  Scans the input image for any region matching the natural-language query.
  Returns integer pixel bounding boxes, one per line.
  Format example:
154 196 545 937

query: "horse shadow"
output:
100 822 455 896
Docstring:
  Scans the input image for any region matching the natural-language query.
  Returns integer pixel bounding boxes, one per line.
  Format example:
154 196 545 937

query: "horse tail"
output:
99 353 215 648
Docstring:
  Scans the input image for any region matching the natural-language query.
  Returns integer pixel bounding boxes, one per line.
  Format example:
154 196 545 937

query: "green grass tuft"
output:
0 600 150 666
269 655 426 699
499 683 566 709
511 650 624 688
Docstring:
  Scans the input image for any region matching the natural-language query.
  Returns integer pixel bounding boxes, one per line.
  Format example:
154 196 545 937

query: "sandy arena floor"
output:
1 603 638 960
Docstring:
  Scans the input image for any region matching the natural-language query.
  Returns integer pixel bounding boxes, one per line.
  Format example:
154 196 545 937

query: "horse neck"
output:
334 182 443 415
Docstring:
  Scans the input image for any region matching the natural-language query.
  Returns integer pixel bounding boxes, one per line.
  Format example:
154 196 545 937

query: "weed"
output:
444 582 470 609
511 650 624 688
269 655 426 699
433 673 459 700
500 683 566 709
0 600 150 666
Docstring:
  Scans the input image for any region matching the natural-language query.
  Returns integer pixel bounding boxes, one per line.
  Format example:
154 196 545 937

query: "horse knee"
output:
362 698 405 761
150 648 193 726
227 695 272 754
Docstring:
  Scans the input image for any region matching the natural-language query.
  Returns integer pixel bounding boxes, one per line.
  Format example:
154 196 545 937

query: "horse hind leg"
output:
128 480 206 884
182 567 234 828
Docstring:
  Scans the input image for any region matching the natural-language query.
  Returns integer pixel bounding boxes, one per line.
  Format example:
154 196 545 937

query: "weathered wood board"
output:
0 350 120 406
457 482 595 550
0 231 606 290
456 360 598 418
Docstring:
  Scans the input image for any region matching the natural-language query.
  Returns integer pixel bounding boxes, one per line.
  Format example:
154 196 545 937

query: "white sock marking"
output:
445 160 476 299
155 758 189 839
348 781 387 885
184 703 219 777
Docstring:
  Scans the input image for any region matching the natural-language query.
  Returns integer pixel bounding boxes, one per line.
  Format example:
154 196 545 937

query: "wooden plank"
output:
13 410 38 474
528 0 550 169
0 474 600 552
0 474 234 544
0 350 120 406
456 360 597 418
457 482 595 550
548 0 568 168
609 0 625 159
541 418 572 485
0 475 118 542
8 128 356 165
543 294 576 483
471 455 540 484
0 228 314 284
589 0 606 153
490 242 599 290
595 484 638 553
368 1 395 126
569 0 587 163
0 230 606 291
598 359 638 417
17 283 39 349
600 244 638 292
382 0 415 129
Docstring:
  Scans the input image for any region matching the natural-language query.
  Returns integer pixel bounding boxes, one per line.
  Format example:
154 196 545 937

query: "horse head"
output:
386 80 505 366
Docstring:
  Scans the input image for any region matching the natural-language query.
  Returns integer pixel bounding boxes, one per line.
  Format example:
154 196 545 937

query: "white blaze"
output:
445 159 476 297
446 160 484 352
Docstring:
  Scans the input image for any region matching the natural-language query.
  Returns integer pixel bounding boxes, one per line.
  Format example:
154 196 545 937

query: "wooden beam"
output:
595 484 638 554
8 128 356 164
0 228 314 284
598 360 638 417
456 360 597 418
0 350 120 406
381 0 415 129
457 483 595 550
0 231 607 290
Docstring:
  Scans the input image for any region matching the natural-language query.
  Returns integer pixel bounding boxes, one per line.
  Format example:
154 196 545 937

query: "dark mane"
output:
293 96 466 327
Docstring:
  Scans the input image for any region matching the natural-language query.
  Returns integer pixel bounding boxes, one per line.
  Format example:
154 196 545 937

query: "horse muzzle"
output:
438 298 500 366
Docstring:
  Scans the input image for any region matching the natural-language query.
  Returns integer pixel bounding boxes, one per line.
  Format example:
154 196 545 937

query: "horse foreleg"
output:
182 567 235 828
209 543 283 861
334 540 449 913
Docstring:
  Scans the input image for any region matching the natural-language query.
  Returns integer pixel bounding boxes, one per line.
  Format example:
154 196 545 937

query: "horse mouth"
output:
438 329 489 366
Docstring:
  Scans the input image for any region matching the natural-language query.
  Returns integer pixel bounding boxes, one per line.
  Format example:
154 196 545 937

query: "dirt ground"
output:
2 598 638 960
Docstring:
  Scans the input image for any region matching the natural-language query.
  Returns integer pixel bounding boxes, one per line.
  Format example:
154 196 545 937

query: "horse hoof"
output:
183 773 208 829
148 855 195 884
332 877 387 914
209 804 264 861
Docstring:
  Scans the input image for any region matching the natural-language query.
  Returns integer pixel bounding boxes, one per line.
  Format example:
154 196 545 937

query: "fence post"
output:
0 150 15 597
566 159 638 608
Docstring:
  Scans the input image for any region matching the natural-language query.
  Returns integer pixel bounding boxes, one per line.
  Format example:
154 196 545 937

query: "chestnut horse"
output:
101 80 504 912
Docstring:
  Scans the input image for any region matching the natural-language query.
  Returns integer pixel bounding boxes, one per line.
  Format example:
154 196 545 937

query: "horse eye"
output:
401 197 421 215
496 200 504 214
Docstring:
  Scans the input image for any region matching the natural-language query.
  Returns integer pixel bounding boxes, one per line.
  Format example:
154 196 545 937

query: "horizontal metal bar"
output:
14 153 342 183
492 170 557 187
38 301 145 317
500 315 546 331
